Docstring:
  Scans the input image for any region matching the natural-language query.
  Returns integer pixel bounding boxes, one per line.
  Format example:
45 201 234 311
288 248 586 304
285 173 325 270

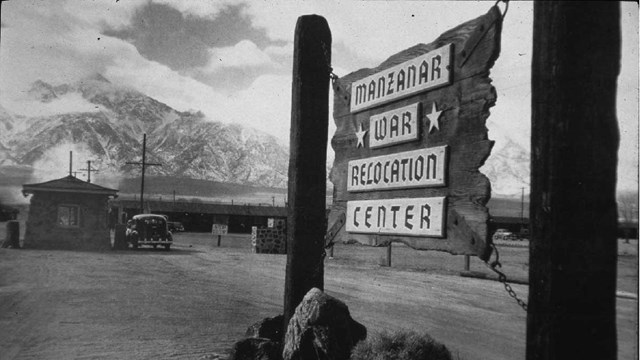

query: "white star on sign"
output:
426 102 443 133
355 123 367 148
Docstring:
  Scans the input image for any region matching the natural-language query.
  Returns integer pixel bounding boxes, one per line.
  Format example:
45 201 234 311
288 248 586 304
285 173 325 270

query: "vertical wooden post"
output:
528 3 620 360
283 15 331 327
126 134 161 215
464 255 470 271
140 134 147 213
4 220 20 248
386 243 392 267
217 235 221 247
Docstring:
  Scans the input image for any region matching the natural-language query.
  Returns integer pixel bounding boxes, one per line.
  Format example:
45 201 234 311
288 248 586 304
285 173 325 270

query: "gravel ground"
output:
0 230 637 360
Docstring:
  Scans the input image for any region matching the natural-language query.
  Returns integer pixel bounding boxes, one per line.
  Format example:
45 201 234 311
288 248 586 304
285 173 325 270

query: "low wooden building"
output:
110 198 287 233
22 175 118 249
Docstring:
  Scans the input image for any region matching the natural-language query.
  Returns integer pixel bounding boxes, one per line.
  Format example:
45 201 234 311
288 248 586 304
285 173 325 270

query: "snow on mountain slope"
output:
1 76 289 188
1 75 530 196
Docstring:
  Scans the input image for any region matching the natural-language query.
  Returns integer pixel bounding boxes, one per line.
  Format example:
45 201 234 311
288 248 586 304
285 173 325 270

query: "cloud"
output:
265 43 294 59
201 40 277 74
103 50 292 140
30 141 95 183
243 1 512 66
3 93 104 118
0 1 293 140
151 0 240 19
62 0 148 31
233 74 292 138
0 0 147 95
0 0 637 191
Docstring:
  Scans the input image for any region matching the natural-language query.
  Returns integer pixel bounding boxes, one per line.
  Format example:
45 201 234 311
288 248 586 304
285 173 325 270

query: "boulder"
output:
246 315 284 342
227 338 282 360
282 288 367 360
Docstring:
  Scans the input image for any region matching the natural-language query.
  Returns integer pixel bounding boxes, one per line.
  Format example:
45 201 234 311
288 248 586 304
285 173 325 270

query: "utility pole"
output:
283 15 331 328
528 2 619 359
69 151 73 177
126 134 162 214
79 160 99 183
521 187 525 230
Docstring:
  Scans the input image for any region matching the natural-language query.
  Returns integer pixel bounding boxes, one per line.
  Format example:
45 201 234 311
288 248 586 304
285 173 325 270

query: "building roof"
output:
22 175 118 197
113 198 286 217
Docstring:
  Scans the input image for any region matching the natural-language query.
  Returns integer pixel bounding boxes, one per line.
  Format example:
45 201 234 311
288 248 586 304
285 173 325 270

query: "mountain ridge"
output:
0 76 290 188
1 75 532 198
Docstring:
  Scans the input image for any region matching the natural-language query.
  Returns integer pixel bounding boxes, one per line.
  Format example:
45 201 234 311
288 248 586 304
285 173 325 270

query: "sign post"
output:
528 3 619 359
328 6 503 260
211 224 228 247
283 15 332 329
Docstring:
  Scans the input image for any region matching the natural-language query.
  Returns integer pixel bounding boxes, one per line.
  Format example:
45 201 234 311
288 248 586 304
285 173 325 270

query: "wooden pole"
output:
217 234 221 247
140 134 146 213
283 15 331 327
386 242 392 267
126 134 161 215
464 255 470 271
80 160 99 183
528 3 620 359
3 220 20 248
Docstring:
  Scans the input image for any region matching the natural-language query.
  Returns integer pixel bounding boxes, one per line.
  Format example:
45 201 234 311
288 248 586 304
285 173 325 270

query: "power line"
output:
125 133 162 214
79 160 99 183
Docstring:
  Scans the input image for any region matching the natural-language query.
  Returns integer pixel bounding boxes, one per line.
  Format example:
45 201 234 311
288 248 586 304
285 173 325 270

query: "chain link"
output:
484 243 528 311
494 0 509 19
320 41 339 83
308 239 335 281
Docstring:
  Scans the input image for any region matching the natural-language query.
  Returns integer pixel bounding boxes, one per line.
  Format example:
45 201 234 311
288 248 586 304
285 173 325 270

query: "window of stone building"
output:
58 205 80 227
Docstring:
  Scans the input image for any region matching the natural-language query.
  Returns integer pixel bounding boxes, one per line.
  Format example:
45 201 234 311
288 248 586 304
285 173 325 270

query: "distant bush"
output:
350 330 453 360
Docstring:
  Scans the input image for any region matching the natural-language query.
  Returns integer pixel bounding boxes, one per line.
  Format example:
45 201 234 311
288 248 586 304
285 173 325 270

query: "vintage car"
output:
492 228 519 241
126 214 173 250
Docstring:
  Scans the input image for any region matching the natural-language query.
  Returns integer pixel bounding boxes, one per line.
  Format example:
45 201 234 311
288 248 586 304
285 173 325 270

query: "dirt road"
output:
0 234 637 360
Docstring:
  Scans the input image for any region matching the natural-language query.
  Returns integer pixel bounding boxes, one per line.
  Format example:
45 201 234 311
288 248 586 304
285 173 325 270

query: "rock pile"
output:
227 288 366 360
252 220 287 254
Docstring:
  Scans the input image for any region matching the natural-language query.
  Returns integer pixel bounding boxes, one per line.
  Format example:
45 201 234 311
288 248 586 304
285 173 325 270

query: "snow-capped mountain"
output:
0 76 289 188
1 75 531 197
482 122 531 198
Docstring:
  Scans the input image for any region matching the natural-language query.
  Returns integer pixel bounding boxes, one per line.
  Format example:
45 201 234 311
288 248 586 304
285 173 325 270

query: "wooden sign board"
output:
327 6 503 261
347 146 447 191
211 224 228 236
346 197 446 237
369 103 421 149
350 44 453 112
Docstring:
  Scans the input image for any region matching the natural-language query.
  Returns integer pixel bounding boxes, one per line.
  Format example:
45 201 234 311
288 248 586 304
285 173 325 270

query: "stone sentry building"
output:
22 175 118 250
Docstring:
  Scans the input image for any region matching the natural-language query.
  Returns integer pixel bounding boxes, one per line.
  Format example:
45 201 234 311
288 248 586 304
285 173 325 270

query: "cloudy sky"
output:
0 1 637 192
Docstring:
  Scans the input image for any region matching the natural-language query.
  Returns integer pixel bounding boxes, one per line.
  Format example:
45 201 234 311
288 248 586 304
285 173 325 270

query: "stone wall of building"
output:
252 219 286 254
24 192 112 250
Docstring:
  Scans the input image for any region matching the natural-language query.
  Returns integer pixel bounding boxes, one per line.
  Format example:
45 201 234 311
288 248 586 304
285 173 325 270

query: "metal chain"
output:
320 41 339 83
494 0 509 19
307 234 336 281
484 243 528 311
